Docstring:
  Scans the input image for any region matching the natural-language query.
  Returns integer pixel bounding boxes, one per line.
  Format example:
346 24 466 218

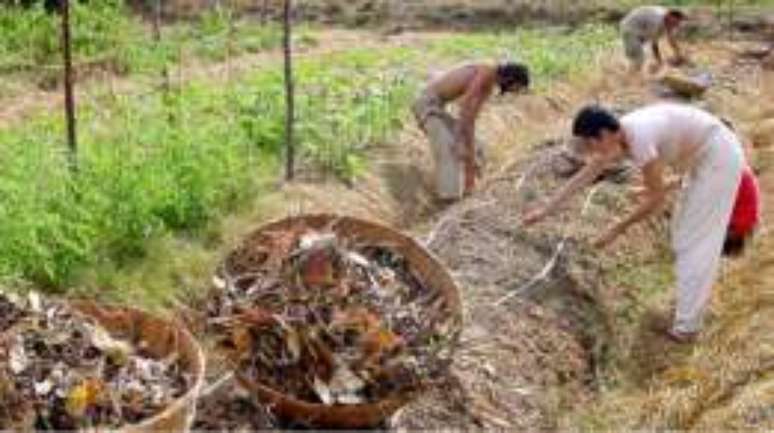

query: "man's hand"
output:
451 137 465 161
593 226 623 249
628 185 648 203
475 163 483 179
668 54 690 67
522 207 547 226
464 158 476 195
648 61 663 75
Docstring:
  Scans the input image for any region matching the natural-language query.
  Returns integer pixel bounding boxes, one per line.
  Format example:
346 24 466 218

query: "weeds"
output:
427 25 615 89
0 24 615 291
0 0 293 81
0 86 274 287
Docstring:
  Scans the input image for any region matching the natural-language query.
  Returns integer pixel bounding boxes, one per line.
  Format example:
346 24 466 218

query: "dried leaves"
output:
0 292 193 430
0 292 27 334
208 226 456 406
65 378 105 419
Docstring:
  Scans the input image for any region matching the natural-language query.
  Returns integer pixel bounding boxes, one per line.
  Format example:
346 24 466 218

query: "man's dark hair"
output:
666 9 686 21
496 62 530 94
572 105 621 139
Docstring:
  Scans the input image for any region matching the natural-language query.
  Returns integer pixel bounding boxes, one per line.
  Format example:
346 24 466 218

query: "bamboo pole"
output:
61 0 77 172
283 0 296 181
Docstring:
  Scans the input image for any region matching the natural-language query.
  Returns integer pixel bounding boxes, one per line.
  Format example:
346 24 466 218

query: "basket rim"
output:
219 213 465 423
69 300 207 432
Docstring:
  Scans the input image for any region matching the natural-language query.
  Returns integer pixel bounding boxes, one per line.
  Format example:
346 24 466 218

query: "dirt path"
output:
0 28 450 129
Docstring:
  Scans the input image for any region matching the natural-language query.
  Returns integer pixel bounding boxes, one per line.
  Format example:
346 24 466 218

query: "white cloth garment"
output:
670 126 743 333
413 91 464 200
412 90 486 200
622 103 722 173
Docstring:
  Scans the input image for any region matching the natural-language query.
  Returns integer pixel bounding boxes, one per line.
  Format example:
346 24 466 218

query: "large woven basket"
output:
71 302 206 433
659 71 711 98
220 214 464 429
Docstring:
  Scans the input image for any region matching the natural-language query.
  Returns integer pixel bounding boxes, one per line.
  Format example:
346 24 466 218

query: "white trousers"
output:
671 126 744 333
412 91 486 200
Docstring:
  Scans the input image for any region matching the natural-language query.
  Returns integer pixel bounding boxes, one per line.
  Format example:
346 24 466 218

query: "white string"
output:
200 372 235 398
423 148 561 248
419 146 602 306
493 184 602 307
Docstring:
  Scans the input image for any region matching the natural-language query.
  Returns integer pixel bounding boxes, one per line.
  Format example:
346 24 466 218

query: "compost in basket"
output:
0 291 194 431
207 223 458 407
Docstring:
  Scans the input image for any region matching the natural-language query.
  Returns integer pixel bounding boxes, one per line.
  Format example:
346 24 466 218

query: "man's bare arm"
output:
610 160 668 235
529 156 608 222
456 70 492 192
665 28 683 59
651 40 663 64
456 71 490 160
630 174 681 199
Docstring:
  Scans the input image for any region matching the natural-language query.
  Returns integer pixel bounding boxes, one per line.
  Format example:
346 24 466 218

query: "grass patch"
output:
0 85 276 289
425 25 615 89
0 1 299 83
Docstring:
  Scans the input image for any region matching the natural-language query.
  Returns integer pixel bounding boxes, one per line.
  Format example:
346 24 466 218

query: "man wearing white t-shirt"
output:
621 6 687 73
523 103 745 343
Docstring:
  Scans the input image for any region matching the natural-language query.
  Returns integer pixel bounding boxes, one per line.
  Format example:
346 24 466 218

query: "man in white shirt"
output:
523 103 745 343
621 6 687 73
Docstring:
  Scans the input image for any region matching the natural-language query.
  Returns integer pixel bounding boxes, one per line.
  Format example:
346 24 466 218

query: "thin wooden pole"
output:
153 0 170 93
262 0 270 24
61 0 77 172
283 0 295 181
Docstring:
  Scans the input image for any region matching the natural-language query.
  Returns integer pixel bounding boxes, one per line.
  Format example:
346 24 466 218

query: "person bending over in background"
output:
621 6 687 74
413 62 530 202
523 103 745 344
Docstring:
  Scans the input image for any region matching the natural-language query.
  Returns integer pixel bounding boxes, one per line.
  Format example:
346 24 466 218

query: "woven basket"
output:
71 302 206 433
660 72 711 98
220 214 463 429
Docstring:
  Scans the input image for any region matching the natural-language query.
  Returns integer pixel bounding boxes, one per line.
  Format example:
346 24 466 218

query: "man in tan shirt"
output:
621 6 687 73
413 62 530 201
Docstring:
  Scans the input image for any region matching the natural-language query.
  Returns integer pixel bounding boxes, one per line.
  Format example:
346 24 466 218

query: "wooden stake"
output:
283 0 296 181
61 0 77 172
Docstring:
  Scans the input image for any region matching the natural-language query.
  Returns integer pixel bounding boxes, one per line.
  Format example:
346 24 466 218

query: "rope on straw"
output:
423 148 563 248
493 183 602 307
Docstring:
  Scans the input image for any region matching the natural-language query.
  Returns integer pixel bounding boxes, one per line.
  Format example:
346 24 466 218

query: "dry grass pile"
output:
389 135 643 429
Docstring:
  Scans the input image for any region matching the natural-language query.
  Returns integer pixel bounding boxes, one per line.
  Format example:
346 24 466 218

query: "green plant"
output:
0 24 618 290
0 1 288 81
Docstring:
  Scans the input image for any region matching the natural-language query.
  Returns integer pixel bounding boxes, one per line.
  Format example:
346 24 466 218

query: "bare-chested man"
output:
413 62 530 201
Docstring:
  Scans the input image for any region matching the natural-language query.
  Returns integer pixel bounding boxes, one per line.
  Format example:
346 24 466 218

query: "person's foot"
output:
645 310 698 344
665 328 698 344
